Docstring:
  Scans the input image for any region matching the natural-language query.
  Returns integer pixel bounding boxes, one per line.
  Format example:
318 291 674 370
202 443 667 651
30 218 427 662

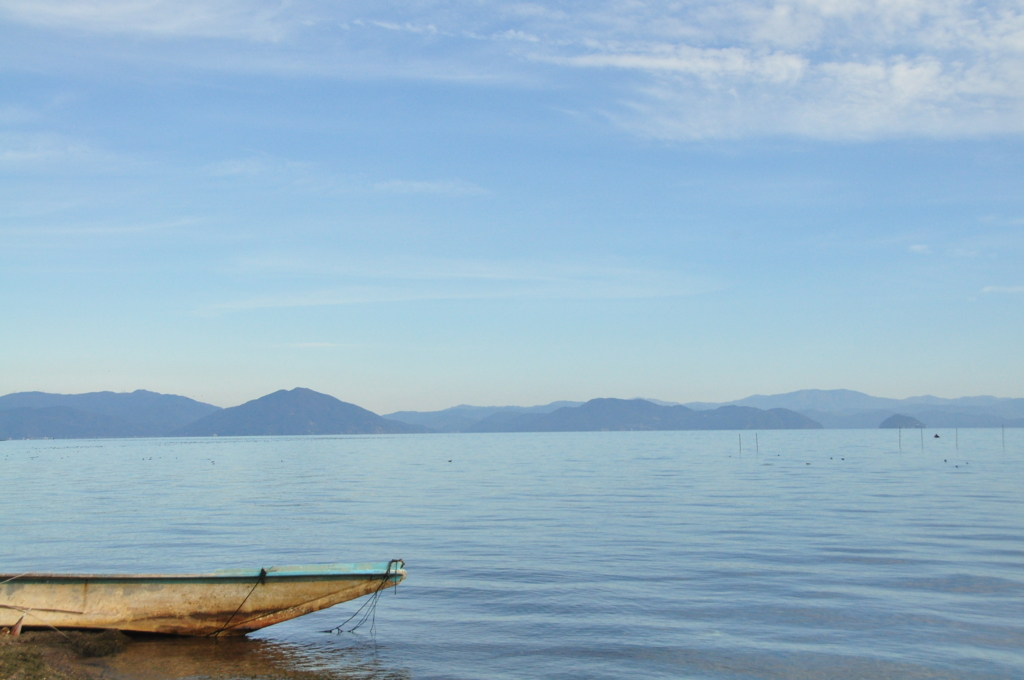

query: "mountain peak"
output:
174 388 428 436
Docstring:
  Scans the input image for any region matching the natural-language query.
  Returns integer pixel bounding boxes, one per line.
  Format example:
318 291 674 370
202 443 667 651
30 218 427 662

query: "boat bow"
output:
0 560 405 636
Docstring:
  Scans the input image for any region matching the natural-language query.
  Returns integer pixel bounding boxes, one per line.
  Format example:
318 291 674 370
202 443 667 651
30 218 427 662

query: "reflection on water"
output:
534 645 1009 680
104 635 411 680
97 635 1000 680
3 430 1023 679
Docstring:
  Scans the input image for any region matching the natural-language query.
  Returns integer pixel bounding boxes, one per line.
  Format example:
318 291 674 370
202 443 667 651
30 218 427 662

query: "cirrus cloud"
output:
3 0 1024 139
0 0 290 40
982 285 1024 293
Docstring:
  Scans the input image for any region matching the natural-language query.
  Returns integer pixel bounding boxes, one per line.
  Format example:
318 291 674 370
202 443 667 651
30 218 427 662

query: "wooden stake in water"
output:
738 433 742 456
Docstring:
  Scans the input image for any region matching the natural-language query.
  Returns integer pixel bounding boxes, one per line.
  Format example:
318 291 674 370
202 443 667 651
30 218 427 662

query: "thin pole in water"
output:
738 433 742 456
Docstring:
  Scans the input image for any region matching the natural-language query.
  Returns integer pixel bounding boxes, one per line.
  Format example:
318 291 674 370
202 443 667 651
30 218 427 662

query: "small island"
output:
879 414 925 428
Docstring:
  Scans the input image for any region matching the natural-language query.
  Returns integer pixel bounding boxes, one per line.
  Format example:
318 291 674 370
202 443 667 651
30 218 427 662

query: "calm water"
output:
2 430 1022 679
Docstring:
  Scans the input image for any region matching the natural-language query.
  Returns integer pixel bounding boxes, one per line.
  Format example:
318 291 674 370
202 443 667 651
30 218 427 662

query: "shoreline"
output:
1 629 377 680
0 630 128 680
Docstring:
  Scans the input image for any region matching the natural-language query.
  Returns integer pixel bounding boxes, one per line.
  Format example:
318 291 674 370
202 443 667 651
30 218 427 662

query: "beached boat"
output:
0 560 404 636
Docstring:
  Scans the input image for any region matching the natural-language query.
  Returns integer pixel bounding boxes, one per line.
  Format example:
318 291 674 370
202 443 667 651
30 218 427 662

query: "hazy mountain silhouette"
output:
0 390 220 436
466 398 821 432
4 387 1021 440
0 406 146 440
879 414 926 428
684 389 1024 428
384 401 583 433
723 389 901 412
174 388 429 436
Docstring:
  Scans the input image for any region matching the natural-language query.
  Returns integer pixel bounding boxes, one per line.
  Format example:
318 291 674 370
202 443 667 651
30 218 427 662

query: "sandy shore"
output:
0 629 128 680
1 629 385 680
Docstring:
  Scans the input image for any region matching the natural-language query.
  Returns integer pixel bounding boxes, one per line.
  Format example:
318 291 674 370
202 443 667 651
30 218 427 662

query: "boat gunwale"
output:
0 561 406 584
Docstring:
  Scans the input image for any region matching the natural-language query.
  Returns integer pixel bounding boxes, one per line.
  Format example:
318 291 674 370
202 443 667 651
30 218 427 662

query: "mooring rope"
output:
0 604 72 639
2 575 74 639
325 559 402 639
209 567 267 637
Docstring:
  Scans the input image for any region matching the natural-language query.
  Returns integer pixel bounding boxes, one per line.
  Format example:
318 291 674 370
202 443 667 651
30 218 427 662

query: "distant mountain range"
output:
681 389 1024 425
0 388 425 440
174 388 426 436
0 390 219 437
462 399 820 432
383 389 1024 431
0 406 147 440
385 401 583 433
2 387 1022 440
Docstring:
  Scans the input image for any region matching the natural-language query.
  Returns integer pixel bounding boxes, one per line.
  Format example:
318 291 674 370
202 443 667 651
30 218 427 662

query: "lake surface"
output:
2 430 1022 679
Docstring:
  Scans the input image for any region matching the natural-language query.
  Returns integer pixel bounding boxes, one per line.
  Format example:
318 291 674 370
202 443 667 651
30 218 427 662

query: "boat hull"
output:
0 561 404 636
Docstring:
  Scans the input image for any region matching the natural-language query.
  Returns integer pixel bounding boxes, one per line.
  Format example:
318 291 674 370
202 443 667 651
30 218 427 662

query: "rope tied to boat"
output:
2 574 75 639
209 567 267 637
325 559 402 639
0 573 28 586
0 604 72 640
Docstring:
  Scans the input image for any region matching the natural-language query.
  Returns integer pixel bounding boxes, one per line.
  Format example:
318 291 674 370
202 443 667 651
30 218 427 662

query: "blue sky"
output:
2 1 1023 411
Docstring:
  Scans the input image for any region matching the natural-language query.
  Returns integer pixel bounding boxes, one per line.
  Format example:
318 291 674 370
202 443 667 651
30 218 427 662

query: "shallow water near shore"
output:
2 429 1022 679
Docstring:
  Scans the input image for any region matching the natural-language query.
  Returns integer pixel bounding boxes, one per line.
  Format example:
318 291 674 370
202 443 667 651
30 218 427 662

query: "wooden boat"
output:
0 560 404 636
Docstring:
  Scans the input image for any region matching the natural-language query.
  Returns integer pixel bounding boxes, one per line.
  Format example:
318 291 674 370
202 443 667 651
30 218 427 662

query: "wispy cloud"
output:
536 45 807 83
283 342 343 348
979 214 1024 226
0 132 121 170
0 104 35 125
4 1 1024 139
202 155 313 178
0 0 290 40
362 19 441 36
982 286 1024 294
909 244 931 254
201 154 489 196
0 216 206 240
492 29 539 43
204 256 721 314
371 179 489 196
